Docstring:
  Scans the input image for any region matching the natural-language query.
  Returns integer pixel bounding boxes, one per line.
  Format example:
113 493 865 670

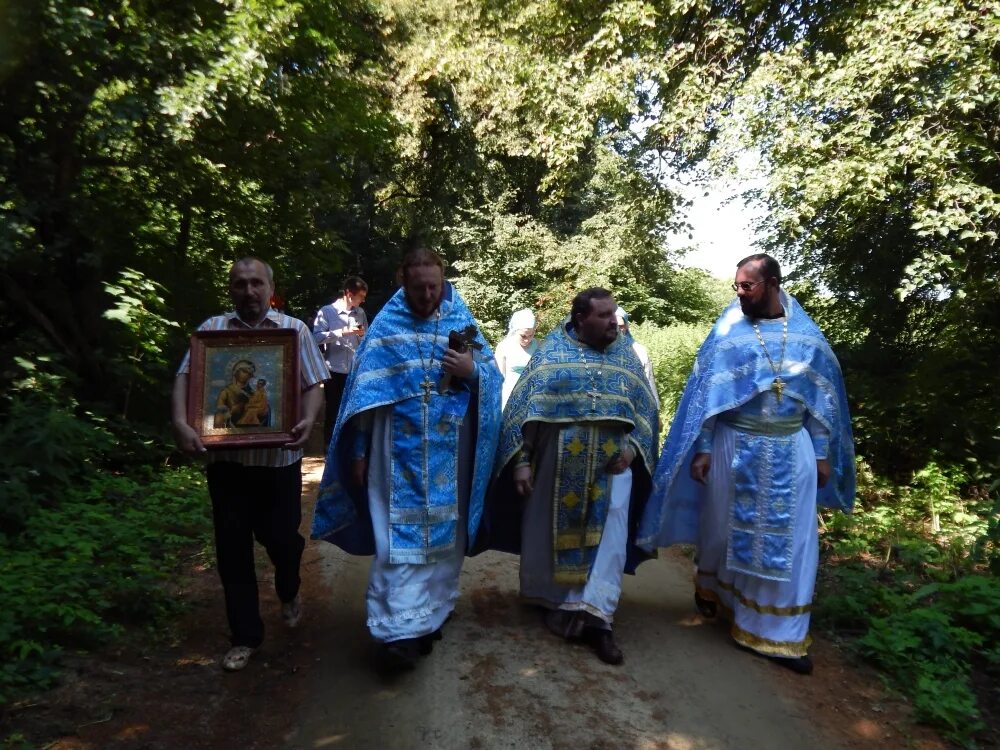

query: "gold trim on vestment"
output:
693 579 812 657
695 571 812 616
555 531 603 550
553 568 589 585
731 623 812 658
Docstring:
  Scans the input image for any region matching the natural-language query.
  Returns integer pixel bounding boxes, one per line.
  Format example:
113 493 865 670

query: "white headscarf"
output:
507 308 536 333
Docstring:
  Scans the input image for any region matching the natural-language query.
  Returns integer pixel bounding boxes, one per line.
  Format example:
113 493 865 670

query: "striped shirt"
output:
178 309 328 467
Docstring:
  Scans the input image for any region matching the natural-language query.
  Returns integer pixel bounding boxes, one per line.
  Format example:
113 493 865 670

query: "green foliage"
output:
0 0 398 404
629 321 712 429
102 267 181 420
816 457 999 745
0 467 211 706
0 357 114 534
724 0 1000 479
0 349 208 707
977 494 1000 575
824 459 992 579
854 577 1000 744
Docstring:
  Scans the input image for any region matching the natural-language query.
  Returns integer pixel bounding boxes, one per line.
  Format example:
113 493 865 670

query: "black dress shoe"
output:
585 628 624 665
417 628 443 656
694 592 717 618
382 639 419 671
768 654 813 675
736 643 813 675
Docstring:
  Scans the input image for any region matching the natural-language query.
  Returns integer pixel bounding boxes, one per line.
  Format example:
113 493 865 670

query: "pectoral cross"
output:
587 389 600 412
771 377 785 401
420 377 435 403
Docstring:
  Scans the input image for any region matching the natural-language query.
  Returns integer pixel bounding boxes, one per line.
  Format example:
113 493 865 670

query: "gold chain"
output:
751 318 788 401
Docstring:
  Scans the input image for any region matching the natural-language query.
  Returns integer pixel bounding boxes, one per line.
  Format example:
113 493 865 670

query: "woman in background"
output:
494 308 538 410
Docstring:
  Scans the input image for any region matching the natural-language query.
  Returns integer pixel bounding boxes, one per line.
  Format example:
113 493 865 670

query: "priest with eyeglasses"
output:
638 253 855 675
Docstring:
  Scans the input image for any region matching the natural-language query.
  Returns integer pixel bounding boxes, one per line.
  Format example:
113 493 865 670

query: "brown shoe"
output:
586 628 624 665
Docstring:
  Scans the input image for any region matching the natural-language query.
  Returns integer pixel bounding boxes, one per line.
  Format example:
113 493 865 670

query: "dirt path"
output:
10 457 947 750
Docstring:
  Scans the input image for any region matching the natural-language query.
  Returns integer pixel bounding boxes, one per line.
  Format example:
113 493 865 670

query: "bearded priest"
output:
638 253 855 675
488 287 660 665
311 247 502 671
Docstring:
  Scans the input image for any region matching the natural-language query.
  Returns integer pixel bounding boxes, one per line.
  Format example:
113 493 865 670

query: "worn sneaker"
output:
281 595 302 628
221 645 256 672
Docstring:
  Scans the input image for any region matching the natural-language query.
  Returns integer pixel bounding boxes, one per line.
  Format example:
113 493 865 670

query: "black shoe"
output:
694 592 717 618
381 639 419 671
544 610 585 641
417 628 443 656
736 643 813 675
585 627 624 666
768 654 813 675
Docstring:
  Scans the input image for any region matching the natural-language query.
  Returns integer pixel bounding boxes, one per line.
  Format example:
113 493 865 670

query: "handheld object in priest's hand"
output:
439 325 483 394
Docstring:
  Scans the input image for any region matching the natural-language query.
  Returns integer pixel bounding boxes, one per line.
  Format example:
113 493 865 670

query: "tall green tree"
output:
727 0 999 476
0 0 395 419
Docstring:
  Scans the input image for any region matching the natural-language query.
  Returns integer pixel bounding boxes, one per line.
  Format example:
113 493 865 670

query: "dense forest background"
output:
1 0 997 745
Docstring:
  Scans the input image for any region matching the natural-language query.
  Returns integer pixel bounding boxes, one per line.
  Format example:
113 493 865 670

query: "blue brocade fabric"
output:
310 283 502 563
497 323 658 471
637 292 855 552
549 423 627 584
729 430 799 581
496 322 659 582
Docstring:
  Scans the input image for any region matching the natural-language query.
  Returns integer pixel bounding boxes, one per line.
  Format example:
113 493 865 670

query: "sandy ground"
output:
293 543 835 749
8 456 948 750
287 458 937 750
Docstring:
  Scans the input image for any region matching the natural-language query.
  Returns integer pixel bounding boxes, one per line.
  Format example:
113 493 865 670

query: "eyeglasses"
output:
732 280 767 293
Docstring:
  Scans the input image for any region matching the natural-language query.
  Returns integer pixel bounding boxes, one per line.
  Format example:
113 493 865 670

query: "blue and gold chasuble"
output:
497 323 658 584
310 283 502 564
637 292 855 581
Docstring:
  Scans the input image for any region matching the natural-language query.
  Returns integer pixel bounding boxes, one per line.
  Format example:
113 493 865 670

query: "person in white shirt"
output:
312 277 368 446
171 257 327 672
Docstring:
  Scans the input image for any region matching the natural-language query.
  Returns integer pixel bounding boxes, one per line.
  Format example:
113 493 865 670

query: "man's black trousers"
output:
207 460 304 648
323 371 348 447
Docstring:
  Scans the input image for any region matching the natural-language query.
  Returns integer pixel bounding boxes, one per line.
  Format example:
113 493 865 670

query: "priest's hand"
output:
442 347 475 379
513 464 534 496
607 445 635 474
816 458 831 488
690 452 711 484
351 457 368 488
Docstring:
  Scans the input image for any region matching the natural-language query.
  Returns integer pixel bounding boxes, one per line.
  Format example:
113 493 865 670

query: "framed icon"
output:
187 328 299 449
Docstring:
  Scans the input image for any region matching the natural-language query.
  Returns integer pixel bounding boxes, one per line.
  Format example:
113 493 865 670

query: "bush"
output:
0 467 211 706
629 321 711 431
816 457 999 747
854 576 1000 745
0 359 115 534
